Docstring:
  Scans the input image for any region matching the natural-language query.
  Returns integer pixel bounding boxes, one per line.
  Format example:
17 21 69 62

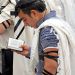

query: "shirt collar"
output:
36 10 56 28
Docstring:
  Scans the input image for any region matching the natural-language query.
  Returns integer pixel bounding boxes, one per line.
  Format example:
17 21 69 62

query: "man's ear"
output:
31 10 39 18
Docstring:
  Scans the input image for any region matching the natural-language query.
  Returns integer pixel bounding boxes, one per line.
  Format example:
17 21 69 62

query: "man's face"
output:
18 10 39 28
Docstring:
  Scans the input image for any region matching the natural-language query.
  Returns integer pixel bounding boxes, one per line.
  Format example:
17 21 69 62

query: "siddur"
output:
8 38 24 51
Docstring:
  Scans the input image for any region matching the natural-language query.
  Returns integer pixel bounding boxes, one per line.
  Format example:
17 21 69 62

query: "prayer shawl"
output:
30 18 75 75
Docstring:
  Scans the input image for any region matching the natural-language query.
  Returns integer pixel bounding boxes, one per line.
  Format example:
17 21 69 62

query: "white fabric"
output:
30 18 75 75
0 0 9 7
1 3 15 20
44 0 75 32
0 0 15 23
13 16 34 75
60 0 75 32
0 25 14 49
14 17 34 45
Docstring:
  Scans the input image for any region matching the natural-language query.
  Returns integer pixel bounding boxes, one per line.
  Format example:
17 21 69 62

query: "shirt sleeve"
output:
39 26 59 49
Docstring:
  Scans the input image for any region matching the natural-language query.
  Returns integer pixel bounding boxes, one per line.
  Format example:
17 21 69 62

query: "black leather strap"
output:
16 26 24 39
14 18 24 39
44 55 58 62
2 22 7 29
44 51 58 54
14 19 22 32
6 20 11 26
42 69 54 75
39 50 58 62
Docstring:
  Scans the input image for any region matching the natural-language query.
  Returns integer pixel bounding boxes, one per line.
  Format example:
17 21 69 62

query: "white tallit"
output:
30 18 75 75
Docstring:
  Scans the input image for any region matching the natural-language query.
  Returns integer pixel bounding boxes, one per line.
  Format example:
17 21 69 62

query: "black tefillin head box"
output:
10 11 18 17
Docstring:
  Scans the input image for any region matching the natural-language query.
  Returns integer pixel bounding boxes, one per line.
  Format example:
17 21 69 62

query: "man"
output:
15 0 58 75
15 0 75 75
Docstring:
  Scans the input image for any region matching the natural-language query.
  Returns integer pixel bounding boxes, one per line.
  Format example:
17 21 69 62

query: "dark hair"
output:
15 0 46 16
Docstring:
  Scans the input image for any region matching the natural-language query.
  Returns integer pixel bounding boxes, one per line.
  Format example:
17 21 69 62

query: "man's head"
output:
15 0 46 28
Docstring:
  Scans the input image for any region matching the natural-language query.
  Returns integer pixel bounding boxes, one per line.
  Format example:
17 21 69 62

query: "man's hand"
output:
16 44 30 56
